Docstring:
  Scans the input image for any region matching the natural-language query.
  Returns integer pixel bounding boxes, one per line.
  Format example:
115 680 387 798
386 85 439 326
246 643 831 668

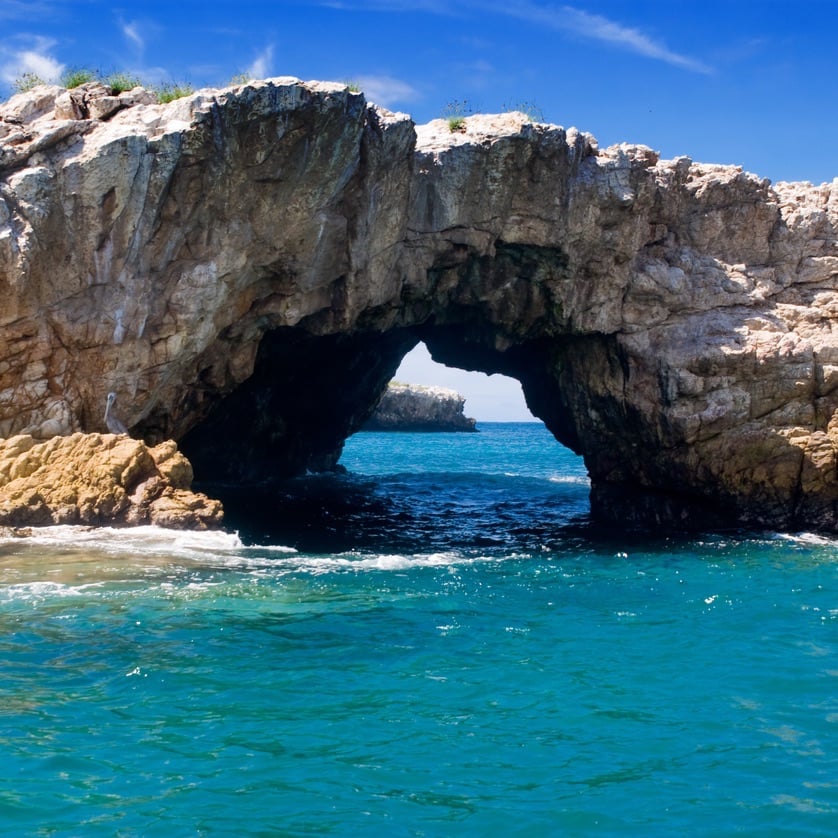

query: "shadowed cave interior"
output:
174 325 600 549
172 320 737 539
177 324 579 486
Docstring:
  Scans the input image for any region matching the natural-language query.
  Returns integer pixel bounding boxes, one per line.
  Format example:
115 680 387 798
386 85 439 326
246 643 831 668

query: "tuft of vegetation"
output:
106 71 143 94
60 67 98 89
13 72 47 93
502 100 545 123
156 82 195 104
344 80 362 93
229 72 252 86
442 99 473 133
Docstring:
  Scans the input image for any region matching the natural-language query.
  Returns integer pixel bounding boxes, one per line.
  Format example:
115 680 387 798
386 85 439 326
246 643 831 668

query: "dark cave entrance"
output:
173 323 596 547
178 323 587 488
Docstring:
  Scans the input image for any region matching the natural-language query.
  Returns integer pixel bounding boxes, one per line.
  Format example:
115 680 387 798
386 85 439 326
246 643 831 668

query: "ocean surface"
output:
0 422 835 835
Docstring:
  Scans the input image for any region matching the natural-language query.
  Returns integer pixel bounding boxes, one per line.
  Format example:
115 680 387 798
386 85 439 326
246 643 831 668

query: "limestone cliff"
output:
363 383 477 432
1 78 838 531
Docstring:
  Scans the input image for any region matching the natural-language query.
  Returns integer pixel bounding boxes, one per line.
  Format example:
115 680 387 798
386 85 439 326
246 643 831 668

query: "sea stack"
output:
363 383 477 432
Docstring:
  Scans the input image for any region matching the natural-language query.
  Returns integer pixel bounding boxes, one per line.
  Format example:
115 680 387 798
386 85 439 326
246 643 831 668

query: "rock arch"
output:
1 78 837 531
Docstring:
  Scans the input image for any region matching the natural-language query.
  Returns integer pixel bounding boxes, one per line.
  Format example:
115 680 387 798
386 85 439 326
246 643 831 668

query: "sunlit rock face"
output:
0 433 222 529
1 78 837 530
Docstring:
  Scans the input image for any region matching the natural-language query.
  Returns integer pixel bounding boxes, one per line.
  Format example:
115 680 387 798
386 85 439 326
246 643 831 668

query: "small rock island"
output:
363 383 477 432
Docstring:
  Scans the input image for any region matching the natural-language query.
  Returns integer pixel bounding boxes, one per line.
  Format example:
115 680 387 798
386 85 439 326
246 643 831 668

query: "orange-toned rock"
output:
0 433 222 529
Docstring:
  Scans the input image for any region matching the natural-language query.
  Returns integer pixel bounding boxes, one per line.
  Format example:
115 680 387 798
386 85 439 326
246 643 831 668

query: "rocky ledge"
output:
0 434 223 529
363 383 477 432
2 77 838 532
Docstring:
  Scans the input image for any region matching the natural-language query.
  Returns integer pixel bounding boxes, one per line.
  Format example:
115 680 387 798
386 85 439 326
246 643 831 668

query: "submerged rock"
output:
0 433 223 529
2 78 838 531
363 383 476 432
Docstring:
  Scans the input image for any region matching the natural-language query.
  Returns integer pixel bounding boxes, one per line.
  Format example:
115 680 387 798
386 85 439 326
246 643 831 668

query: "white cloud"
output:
545 5 713 74
0 36 64 86
248 45 274 79
479 1 712 74
355 74 420 107
122 21 144 53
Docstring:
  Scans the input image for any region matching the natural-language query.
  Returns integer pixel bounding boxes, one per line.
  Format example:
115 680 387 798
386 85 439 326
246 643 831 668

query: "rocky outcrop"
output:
0 433 223 528
363 383 477 432
1 77 838 531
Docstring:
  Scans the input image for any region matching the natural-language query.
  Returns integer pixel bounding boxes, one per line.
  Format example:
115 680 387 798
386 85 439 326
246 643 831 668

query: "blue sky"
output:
2 1 836 420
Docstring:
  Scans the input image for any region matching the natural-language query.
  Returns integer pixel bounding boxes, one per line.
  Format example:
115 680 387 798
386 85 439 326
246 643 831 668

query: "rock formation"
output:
0 433 223 528
1 77 837 531
363 382 477 432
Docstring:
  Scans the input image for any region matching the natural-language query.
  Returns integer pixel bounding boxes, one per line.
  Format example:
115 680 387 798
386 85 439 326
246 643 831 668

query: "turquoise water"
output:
1 423 836 835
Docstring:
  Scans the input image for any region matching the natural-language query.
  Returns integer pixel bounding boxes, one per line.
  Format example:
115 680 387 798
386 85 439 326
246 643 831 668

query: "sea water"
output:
0 423 835 835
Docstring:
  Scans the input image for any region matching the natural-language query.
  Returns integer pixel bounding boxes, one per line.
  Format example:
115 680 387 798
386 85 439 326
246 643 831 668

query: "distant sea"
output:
1 422 835 834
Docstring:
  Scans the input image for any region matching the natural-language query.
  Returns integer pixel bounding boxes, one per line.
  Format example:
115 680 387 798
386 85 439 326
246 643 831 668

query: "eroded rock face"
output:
0 433 223 528
1 78 837 531
363 383 476 432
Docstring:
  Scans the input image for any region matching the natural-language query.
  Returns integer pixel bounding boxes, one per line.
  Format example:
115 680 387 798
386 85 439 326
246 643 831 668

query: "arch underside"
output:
169 316 733 532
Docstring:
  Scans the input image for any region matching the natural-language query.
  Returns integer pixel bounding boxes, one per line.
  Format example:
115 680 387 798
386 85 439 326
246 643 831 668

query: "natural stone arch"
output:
1 78 837 532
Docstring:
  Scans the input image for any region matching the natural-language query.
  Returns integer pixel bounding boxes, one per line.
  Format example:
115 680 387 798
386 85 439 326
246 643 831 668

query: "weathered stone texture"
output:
0 433 223 528
1 79 837 530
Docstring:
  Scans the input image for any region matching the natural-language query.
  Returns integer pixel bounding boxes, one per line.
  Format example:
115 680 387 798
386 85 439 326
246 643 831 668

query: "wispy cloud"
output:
0 35 64 86
121 21 145 53
248 45 274 79
0 1 58 21
504 3 712 74
355 74 421 107
314 1 712 74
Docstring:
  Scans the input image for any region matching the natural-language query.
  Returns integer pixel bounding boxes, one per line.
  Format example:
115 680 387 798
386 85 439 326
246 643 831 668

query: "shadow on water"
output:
201 470 594 554
202 472 779 559
197 425 779 556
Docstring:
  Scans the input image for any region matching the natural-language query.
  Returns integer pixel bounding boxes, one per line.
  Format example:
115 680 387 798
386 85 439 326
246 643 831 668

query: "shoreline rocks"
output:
363 382 477 432
0 433 223 529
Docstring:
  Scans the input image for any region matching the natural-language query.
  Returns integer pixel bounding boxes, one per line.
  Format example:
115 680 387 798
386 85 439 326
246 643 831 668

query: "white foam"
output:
268 551 462 575
2 579 105 602
0 524 247 553
0 525 524 587
248 549 520 576
775 532 838 547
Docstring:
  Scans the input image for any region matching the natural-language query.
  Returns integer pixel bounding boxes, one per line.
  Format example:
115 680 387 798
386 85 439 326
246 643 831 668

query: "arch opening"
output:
389 342 535 423
176 330 590 554
176 320 594 486
172 308 745 537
